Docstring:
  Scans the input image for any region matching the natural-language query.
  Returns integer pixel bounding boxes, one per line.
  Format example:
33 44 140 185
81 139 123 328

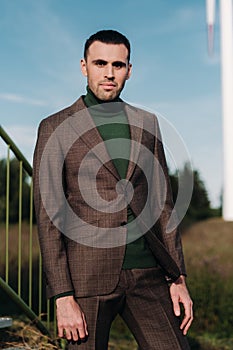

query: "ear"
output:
80 59 87 77
126 63 132 80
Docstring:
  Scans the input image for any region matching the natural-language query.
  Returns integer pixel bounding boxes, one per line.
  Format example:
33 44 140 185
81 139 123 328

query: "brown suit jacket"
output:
33 97 186 299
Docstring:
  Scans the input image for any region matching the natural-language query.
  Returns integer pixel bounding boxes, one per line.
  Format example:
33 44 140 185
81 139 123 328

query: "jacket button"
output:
120 221 127 226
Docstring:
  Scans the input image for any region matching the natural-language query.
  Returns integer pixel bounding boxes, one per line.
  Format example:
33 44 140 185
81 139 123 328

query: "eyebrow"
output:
92 59 127 67
92 59 107 65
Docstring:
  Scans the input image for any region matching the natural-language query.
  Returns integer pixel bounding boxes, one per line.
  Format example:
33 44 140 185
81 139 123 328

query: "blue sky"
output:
0 0 222 206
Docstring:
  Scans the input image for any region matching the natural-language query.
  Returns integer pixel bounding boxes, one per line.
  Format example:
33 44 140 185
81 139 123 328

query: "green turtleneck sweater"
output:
84 87 157 269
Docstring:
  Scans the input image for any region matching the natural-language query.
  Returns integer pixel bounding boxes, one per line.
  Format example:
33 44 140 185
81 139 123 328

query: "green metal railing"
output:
0 125 55 339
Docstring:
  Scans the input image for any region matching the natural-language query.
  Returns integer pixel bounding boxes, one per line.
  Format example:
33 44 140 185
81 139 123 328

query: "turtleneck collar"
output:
84 86 122 105
83 86 125 116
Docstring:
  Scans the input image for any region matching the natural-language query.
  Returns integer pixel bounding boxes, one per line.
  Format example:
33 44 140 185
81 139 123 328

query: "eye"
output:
94 60 107 67
113 62 126 69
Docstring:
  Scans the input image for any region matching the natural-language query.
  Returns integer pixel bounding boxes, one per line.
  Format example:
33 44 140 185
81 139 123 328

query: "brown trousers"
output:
67 267 190 350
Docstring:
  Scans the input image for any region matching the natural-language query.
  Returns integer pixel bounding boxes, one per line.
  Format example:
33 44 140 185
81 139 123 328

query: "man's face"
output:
80 41 132 101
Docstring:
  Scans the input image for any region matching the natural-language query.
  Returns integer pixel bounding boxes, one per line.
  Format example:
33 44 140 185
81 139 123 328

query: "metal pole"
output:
206 0 216 54
0 125 32 176
0 276 50 336
220 0 233 220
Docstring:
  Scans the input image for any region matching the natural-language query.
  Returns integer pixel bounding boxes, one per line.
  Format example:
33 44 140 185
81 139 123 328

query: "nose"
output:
104 64 114 80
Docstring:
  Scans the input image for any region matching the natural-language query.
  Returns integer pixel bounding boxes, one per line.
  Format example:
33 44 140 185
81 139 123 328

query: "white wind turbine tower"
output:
206 0 233 220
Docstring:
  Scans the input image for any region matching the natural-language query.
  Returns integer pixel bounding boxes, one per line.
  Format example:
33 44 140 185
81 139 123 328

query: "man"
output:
33 30 193 350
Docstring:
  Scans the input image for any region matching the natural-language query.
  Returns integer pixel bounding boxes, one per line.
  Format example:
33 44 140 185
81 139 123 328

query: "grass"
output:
0 222 42 315
182 218 233 348
109 316 138 350
0 222 40 279
182 217 233 277
0 316 137 350
0 317 58 349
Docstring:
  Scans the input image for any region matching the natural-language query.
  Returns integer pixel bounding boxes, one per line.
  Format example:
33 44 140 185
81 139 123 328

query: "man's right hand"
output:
56 295 88 341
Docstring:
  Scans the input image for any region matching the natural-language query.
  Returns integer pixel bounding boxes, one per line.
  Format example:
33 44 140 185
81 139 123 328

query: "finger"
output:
180 313 190 331
181 312 193 335
57 325 64 338
172 296 180 316
76 318 86 339
64 329 72 341
70 328 79 342
180 303 193 334
182 317 193 335
82 312 88 336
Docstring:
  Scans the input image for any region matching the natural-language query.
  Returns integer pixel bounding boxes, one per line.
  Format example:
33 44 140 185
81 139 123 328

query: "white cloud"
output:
0 93 47 106
142 4 204 36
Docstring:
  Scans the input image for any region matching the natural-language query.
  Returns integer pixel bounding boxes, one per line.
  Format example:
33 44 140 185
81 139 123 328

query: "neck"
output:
84 86 121 106
84 86 124 115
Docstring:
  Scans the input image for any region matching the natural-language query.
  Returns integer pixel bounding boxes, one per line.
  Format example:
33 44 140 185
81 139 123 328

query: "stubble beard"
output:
90 81 126 102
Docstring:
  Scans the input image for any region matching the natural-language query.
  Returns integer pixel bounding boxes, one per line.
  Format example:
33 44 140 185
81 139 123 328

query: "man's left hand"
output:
169 275 193 335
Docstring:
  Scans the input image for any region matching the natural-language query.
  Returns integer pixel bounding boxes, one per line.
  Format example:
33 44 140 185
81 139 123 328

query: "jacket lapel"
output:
124 104 143 180
67 97 144 181
67 97 120 180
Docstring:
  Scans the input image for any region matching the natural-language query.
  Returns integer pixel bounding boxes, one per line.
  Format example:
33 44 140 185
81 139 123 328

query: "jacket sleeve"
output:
152 115 186 277
33 119 74 299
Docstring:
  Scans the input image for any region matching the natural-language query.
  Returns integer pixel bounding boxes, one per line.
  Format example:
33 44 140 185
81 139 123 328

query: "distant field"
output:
182 217 233 277
0 222 39 273
182 217 233 349
3 218 232 277
0 222 42 316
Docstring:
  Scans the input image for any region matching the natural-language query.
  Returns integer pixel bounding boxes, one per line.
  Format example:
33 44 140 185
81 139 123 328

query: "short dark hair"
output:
84 29 131 62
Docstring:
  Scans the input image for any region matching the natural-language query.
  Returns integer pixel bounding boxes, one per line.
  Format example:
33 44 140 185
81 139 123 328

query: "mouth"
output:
100 83 116 90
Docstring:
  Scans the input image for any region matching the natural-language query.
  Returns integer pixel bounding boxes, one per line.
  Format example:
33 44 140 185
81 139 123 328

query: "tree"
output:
0 158 30 223
169 163 217 230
